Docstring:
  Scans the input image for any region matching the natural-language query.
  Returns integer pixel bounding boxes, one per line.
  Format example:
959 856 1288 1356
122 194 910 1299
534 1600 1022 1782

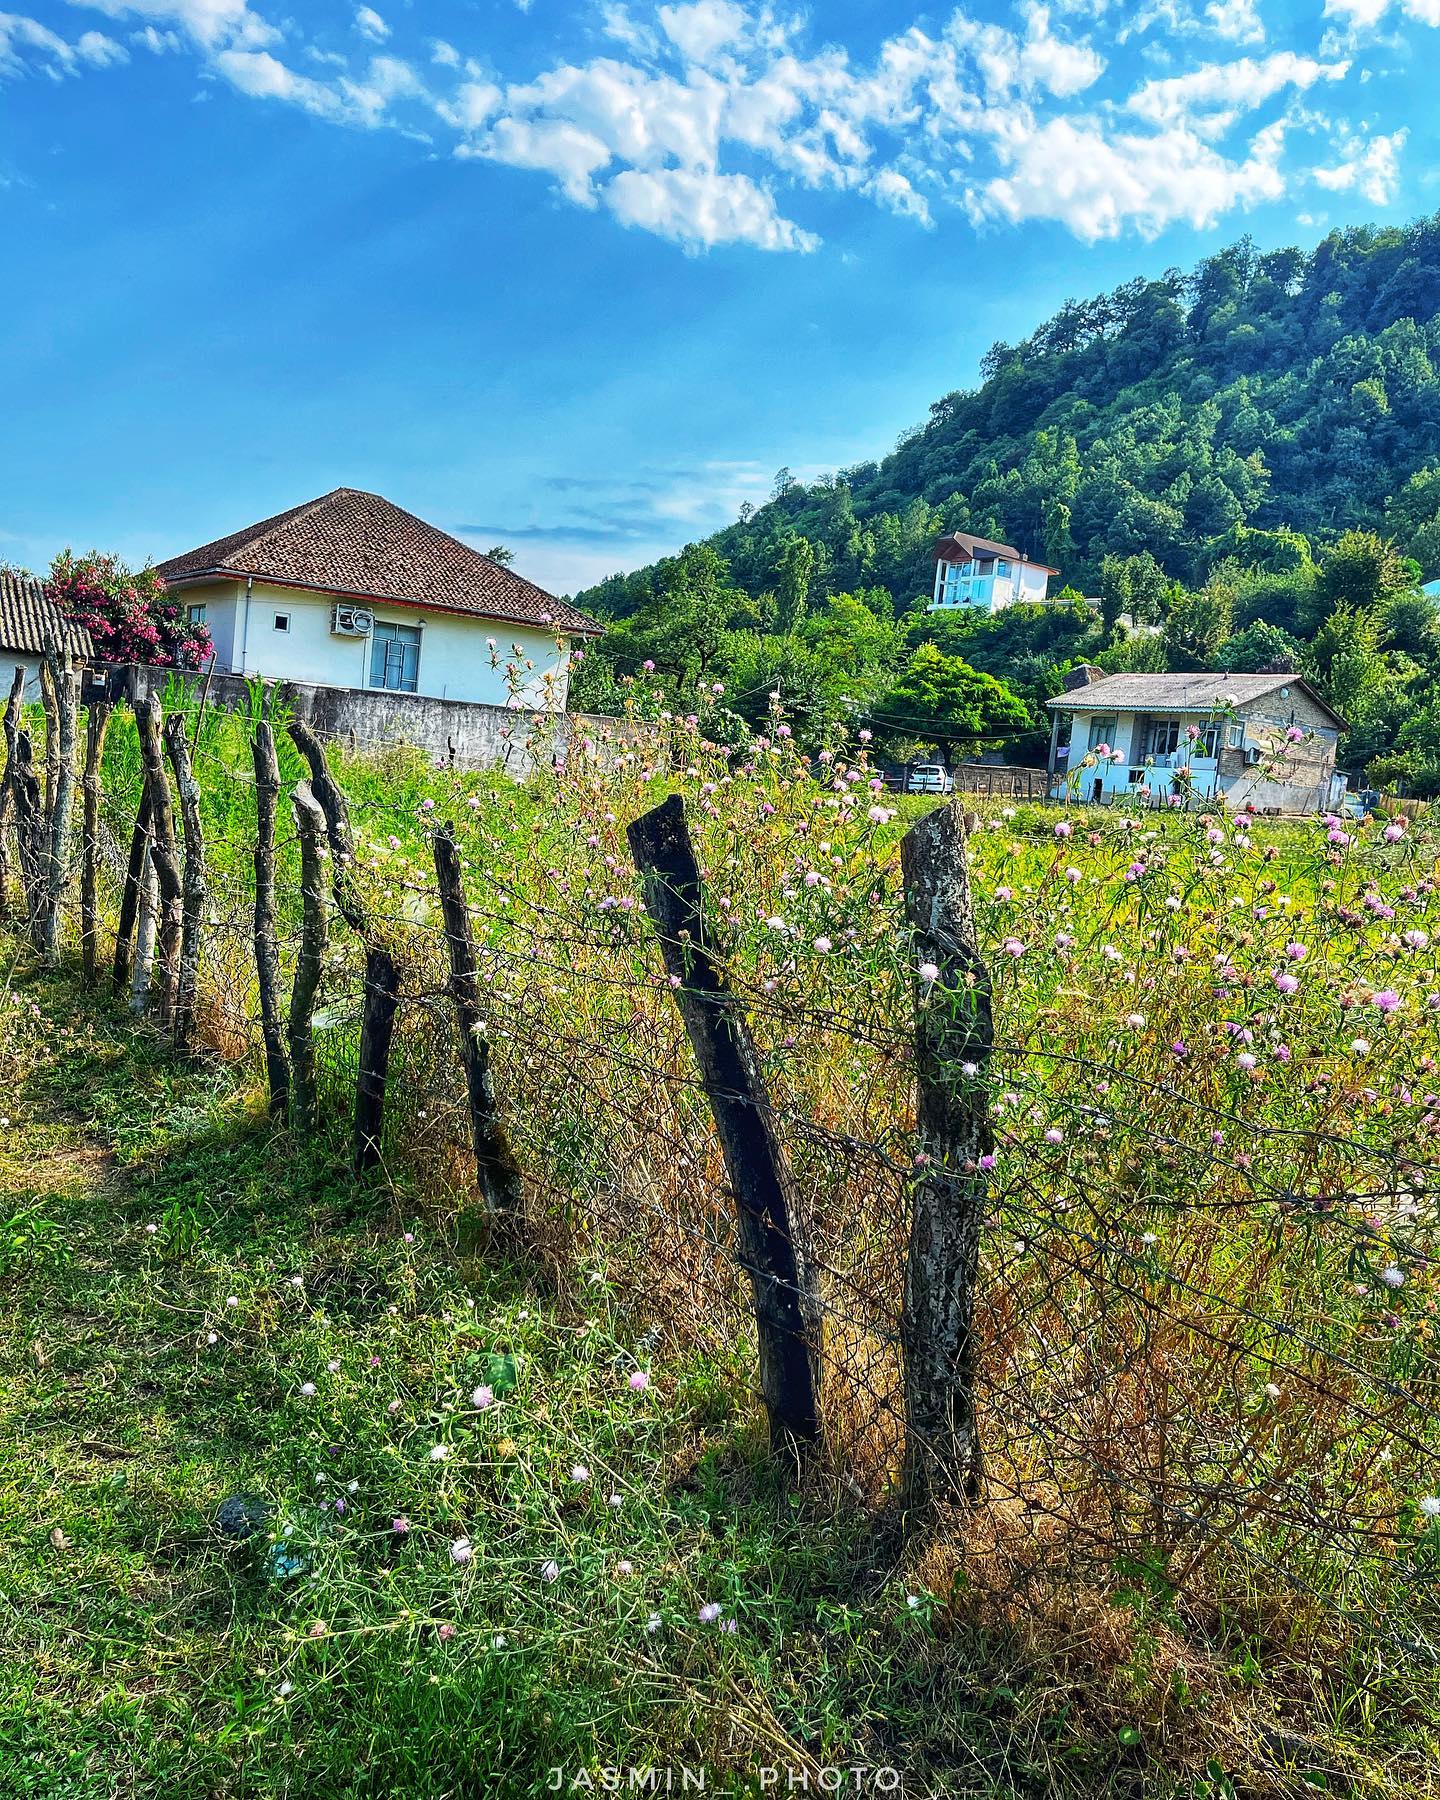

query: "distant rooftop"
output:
1046 670 1346 729
0 568 93 661
157 488 603 637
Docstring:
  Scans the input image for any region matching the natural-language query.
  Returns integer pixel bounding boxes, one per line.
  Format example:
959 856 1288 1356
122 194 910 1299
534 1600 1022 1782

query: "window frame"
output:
273 612 291 633
369 618 423 694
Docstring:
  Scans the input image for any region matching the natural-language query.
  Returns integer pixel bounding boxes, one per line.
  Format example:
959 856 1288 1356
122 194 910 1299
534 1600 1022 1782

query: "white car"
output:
905 764 954 795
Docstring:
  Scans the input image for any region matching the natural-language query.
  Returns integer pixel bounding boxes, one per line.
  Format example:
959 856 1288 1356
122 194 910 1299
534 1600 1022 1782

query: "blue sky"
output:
1 0 1436 597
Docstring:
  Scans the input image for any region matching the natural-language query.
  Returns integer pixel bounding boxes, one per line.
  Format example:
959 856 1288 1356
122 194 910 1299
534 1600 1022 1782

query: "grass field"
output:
4 693 1440 1796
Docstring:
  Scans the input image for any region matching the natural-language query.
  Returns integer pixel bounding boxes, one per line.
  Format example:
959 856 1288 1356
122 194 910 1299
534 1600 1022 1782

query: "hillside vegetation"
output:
572 217 1440 787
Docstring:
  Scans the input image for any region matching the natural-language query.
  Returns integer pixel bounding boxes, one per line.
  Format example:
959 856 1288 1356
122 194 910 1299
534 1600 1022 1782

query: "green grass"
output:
7 692 1440 1796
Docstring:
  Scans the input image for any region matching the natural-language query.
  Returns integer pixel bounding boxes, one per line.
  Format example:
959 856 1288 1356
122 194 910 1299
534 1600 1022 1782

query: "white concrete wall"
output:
167 579 571 709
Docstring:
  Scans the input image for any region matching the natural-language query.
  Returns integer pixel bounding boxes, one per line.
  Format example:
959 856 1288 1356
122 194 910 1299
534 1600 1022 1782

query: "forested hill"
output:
570 215 1440 788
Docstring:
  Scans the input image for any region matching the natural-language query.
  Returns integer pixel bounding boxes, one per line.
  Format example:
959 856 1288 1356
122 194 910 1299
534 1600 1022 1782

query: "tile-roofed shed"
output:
0 569 94 660
1046 671 1346 730
156 489 602 638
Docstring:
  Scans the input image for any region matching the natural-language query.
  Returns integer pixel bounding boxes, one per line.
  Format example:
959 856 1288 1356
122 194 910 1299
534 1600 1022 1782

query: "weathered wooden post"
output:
288 782 329 1133
627 793 822 1453
251 717 291 1122
432 822 524 1215
80 697 112 986
130 855 158 1015
288 719 399 1174
136 696 183 1024
899 800 994 1512
164 711 207 1047
0 668 26 926
10 729 46 929
113 787 153 995
38 646 79 965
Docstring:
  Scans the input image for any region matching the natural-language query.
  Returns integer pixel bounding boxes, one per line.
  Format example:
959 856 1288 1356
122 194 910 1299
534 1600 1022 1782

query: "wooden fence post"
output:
432 822 524 1215
251 717 291 1122
288 719 399 1175
10 729 46 930
136 696 183 1024
288 782 329 1133
130 855 158 1015
113 786 153 996
38 647 79 965
0 668 26 926
164 711 206 1047
80 699 112 986
627 793 822 1453
898 800 993 1512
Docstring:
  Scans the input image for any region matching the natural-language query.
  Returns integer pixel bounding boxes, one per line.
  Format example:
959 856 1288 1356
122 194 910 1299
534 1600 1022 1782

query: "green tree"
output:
1216 620 1301 672
875 646 1032 755
1163 577 1235 670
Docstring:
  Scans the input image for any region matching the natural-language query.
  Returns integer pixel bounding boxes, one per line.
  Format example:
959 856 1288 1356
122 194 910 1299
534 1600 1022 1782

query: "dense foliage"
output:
52 548 211 670
573 217 1440 786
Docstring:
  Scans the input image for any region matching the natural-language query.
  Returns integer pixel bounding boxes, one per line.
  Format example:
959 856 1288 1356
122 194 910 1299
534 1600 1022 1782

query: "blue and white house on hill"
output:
928 530 1058 615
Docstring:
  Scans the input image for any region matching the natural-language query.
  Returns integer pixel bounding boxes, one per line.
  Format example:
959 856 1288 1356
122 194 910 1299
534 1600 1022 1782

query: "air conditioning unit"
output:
332 604 374 638
1243 745 1263 766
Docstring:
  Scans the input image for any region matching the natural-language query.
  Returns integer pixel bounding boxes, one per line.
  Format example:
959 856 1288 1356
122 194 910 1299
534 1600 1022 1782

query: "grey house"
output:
1047 667 1347 811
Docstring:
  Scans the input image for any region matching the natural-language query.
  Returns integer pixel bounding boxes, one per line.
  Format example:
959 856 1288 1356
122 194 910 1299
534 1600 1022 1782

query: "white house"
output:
156 488 601 710
1046 667 1347 812
0 569 93 700
928 530 1058 615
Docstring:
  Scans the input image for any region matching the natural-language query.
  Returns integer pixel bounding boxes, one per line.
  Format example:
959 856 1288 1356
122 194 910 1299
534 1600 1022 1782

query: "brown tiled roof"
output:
0 569 94 660
1046 671 1347 729
934 531 1059 576
156 489 603 637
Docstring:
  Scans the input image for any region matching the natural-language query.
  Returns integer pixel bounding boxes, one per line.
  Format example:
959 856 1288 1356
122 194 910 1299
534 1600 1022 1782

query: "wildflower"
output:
608 1493 623 1509
698 1603 722 1624
541 1560 560 1583
1382 1266 1406 1289
570 1464 590 1483
1384 821 1407 843
1285 943 1307 961
646 1612 663 1633
616 1560 634 1578
387 1398 403 1414
1351 1039 1372 1058
813 936 832 954
472 1385 495 1409
1373 989 1403 1013
429 1444 451 1462
450 1538 473 1564
1264 1383 1282 1400
1054 821 1072 839
1275 973 1299 996
393 1517 410 1533
1236 1053 1257 1071
206 1331 218 1345
1044 1128 1064 1146
918 961 940 984
1126 1013 1146 1030
437 1623 456 1641
628 1370 650 1392
1421 1497 1440 1519
978 1153 996 1172
299 1382 316 1397
1002 938 1026 958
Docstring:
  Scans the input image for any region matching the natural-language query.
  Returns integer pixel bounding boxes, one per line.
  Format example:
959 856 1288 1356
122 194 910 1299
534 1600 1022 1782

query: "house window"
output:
371 620 421 693
1087 717 1117 752
996 560 1011 577
187 603 206 626
274 613 291 633
1195 724 1220 759
1148 718 1181 757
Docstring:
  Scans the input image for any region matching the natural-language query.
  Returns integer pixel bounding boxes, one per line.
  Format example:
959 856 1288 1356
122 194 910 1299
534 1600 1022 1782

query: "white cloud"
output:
64 0 276 51
1 11 128 77
1314 127 1406 202
43 0 1412 254
971 115 1288 239
1205 0 1265 41
1128 52 1349 135
606 165 816 250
